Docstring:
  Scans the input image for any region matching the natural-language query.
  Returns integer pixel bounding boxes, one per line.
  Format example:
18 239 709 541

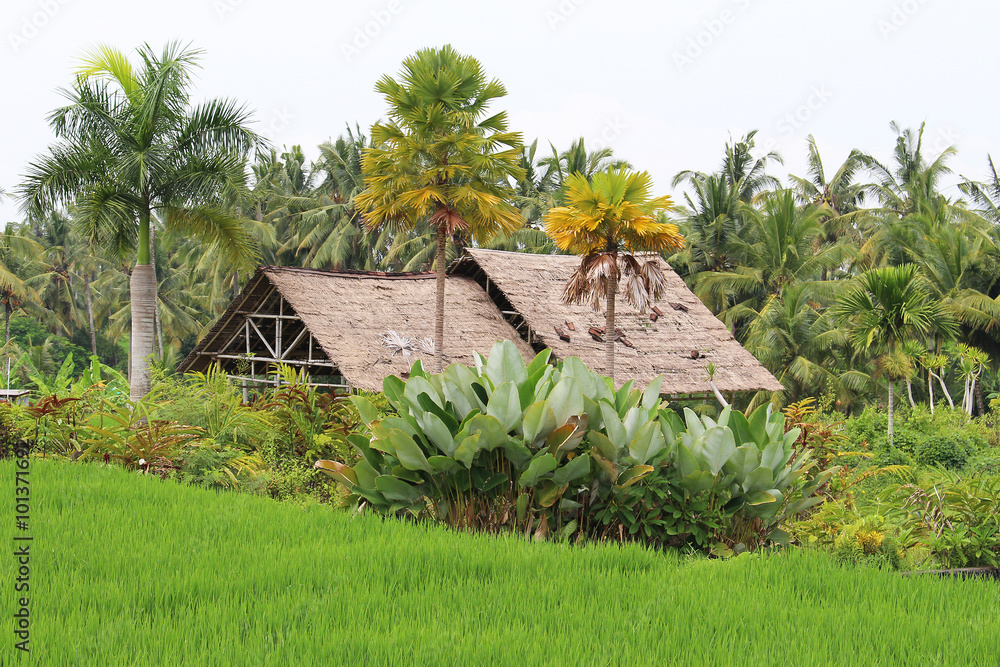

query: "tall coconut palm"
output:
543 167 684 382
692 190 853 331
673 130 783 204
355 45 525 372
834 264 956 443
19 42 261 400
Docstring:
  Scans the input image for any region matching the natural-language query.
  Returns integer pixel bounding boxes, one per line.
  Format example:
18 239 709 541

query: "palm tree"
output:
691 190 853 332
355 45 525 372
834 264 956 443
673 130 783 204
538 137 630 204
19 42 262 400
543 167 684 382
742 282 863 409
791 136 866 217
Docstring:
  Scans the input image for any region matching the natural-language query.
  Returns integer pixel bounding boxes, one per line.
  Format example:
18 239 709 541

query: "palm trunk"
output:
433 224 447 373
887 379 894 446
4 303 10 391
928 373 934 414
151 228 164 359
976 381 986 416
605 266 617 384
129 264 157 401
130 206 157 402
938 374 954 409
84 276 98 357
906 378 915 408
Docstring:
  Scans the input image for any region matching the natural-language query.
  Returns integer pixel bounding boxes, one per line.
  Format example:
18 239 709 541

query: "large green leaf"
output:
503 439 532 468
614 380 639 413
684 408 705 439
454 433 481 469
552 453 591 485
548 377 584 426
487 381 522 433
628 421 665 466
761 441 789 473
403 376 442 410
743 466 774 493
374 475 423 504
477 472 509 492
545 414 587 454
746 489 778 505
443 364 486 410
391 465 423 484
349 434 379 468
519 365 552 410
677 442 701 479
349 395 380 426
641 375 664 411
615 464 654 489
442 380 478 420
519 453 558 487
723 444 760 484
428 456 461 474
526 348 553 377
588 431 617 462
535 480 569 508
521 401 558 447
728 409 754 447
383 375 406 411
747 405 770 447
485 340 528 386
380 416 417 438
389 430 432 472
417 412 457 457
464 414 508 451
417 392 460 433
353 458 379 489
600 401 627 447
622 407 645 445
680 469 716 494
700 427 736 476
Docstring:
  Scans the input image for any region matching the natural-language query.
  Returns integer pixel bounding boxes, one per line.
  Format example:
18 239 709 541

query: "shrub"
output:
832 515 903 570
317 341 833 553
881 468 1000 568
0 402 26 458
914 435 971 469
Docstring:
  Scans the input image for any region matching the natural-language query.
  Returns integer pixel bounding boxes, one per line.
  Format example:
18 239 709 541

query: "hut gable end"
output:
178 266 536 392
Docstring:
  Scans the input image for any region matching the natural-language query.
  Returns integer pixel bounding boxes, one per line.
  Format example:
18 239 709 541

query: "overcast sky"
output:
2 0 997 224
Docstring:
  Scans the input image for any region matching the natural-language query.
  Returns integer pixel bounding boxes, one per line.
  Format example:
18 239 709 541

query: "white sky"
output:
2 0 997 223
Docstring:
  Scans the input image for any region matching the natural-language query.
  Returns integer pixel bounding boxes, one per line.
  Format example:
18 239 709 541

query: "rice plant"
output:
1 460 997 665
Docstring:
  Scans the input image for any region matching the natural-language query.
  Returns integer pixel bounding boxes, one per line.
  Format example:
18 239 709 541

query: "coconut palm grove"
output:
2 42 999 664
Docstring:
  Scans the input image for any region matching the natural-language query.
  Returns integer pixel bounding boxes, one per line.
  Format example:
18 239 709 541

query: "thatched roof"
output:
178 266 536 392
450 248 782 396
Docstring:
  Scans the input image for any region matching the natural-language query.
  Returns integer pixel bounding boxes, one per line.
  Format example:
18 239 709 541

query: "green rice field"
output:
2 460 998 665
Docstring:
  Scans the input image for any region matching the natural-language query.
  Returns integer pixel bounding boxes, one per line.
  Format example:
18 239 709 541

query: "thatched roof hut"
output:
180 250 781 398
449 248 782 397
178 266 535 392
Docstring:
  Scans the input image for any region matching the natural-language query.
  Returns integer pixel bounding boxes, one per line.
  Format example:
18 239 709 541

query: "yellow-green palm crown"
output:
543 168 684 255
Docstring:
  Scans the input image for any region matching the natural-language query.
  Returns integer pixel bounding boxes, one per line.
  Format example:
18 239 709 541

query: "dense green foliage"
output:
788 402 1000 569
6 363 371 503
2 460 999 665
319 341 830 553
